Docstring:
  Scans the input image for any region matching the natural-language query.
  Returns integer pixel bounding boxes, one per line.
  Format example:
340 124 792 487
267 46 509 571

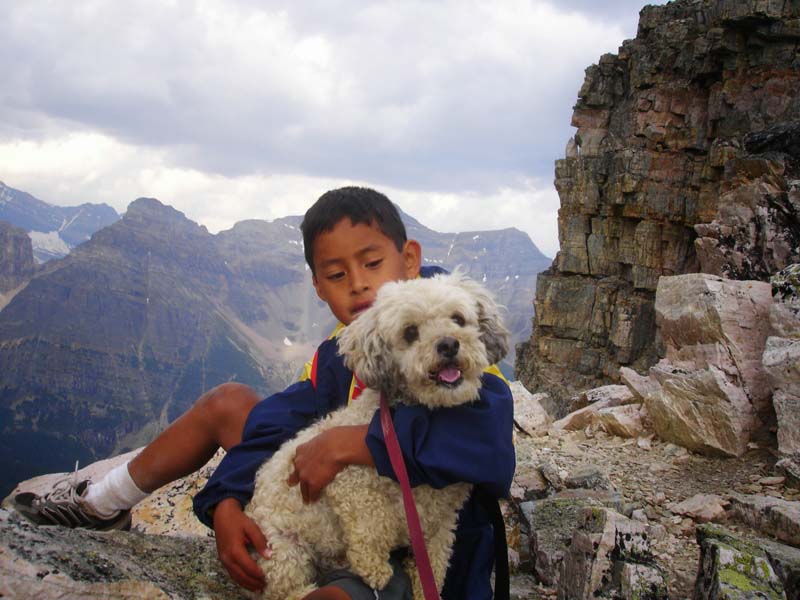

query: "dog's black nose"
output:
437 337 460 358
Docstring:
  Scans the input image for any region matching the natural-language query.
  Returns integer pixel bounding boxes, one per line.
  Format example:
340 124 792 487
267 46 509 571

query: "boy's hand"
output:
213 497 271 593
288 424 373 503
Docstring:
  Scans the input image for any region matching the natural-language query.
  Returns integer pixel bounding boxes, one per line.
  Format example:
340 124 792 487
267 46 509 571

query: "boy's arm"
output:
290 372 515 502
192 379 321 527
364 372 515 497
287 423 373 503
192 379 323 593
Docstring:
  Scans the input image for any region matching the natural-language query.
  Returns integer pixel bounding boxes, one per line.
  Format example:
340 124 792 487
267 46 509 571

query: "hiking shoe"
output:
13 477 132 531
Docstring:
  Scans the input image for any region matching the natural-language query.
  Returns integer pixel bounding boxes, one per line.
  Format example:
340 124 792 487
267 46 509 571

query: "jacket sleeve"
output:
192 379 319 528
365 372 515 499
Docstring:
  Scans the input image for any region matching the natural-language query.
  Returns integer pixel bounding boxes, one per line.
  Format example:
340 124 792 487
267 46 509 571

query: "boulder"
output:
510 381 553 435
553 385 634 432
776 457 800 489
538 462 565 492
595 404 648 438
620 366 661 403
642 274 773 457
558 508 667 600
512 468 550 502
668 493 729 524
564 465 615 492
0 509 245 599
763 264 800 456
763 542 800 600
727 494 800 548
519 492 622 588
568 385 635 412
645 361 754 457
694 524 793 600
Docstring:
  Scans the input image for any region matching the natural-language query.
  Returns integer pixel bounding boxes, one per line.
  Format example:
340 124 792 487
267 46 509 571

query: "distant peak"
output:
123 197 209 235
125 197 186 221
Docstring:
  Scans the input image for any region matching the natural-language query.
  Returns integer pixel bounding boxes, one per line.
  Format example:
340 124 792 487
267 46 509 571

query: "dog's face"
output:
337 273 509 409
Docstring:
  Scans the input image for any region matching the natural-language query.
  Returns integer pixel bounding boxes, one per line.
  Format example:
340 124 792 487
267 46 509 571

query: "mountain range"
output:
0 181 119 262
0 185 550 498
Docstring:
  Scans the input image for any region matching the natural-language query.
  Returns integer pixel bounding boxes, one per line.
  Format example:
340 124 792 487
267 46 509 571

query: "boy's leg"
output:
127 382 260 492
303 588 352 600
310 550 412 600
13 382 260 529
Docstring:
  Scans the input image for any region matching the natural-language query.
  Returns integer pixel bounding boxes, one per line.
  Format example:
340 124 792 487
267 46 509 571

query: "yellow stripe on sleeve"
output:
298 359 314 382
483 363 508 383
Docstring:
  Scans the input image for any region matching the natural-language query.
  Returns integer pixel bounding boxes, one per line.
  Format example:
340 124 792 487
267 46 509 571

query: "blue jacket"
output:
193 270 515 599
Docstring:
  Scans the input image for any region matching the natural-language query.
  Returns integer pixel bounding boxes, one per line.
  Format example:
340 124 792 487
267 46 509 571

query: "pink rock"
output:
595 404 648 438
669 493 729 523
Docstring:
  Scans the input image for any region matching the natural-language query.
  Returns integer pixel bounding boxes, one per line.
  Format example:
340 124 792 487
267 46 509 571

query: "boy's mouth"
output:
351 301 373 317
431 363 463 388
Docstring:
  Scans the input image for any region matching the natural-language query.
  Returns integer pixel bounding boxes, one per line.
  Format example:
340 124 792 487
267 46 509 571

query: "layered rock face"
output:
0 221 35 293
517 0 800 405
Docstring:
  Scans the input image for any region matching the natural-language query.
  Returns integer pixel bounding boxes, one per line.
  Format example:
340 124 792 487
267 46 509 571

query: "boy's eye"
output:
452 313 465 327
366 258 383 269
403 324 419 344
326 271 345 281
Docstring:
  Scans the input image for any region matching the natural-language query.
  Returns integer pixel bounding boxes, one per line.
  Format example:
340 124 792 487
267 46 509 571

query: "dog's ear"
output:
337 307 394 390
453 274 510 366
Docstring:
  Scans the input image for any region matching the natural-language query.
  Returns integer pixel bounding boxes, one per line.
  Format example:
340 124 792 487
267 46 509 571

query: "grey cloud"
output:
0 1 662 193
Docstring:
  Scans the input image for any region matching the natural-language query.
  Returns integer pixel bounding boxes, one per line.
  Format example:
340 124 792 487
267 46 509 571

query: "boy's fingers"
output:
287 469 299 486
227 562 264 593
307 482 321 503
234 545 266 583
244 520 271 560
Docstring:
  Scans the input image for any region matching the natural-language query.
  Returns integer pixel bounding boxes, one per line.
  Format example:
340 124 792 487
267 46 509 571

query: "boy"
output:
14 187 515 599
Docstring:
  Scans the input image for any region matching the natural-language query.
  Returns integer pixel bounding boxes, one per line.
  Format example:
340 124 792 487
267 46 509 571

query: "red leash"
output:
379 392 439 600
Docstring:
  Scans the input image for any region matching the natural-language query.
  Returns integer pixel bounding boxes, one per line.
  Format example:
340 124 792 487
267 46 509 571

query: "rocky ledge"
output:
0 509 244 599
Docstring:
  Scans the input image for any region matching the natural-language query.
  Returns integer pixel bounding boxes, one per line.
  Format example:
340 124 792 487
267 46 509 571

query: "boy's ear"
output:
403 239 422 279
312 275 326 303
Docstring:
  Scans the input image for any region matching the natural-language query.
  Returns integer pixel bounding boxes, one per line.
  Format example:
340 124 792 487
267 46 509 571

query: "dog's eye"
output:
403 325 419 344
451 313 466 327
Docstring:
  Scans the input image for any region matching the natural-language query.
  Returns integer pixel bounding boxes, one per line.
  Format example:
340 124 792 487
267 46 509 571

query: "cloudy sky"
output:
0 0 666 256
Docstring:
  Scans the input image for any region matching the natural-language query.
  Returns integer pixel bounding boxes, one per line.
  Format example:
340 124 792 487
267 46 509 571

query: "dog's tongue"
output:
437 367 462 383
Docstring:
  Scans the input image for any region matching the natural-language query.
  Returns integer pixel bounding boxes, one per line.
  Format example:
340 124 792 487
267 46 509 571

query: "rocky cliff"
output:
517 0 800 407
0 221 35 294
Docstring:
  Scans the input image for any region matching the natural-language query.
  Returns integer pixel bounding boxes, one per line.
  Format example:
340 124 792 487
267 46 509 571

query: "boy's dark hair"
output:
301 187 407 274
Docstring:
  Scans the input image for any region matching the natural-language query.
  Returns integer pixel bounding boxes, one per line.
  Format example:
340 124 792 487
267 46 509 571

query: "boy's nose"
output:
349 270 369 294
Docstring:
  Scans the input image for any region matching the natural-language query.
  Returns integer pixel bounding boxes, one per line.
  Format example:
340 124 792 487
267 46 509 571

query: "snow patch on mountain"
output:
28 231 71 263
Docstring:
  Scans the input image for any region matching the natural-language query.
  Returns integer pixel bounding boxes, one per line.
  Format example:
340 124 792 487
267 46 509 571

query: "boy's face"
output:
312 218 421 325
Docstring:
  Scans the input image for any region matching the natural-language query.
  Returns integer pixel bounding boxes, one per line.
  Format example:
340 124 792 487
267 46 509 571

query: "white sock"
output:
84 463 149 517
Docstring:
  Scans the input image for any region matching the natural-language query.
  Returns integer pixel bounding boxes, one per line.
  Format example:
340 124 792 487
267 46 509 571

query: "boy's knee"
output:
196 382 259 422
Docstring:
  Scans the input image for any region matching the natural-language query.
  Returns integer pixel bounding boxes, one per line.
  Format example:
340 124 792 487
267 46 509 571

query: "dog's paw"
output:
358 561 395 592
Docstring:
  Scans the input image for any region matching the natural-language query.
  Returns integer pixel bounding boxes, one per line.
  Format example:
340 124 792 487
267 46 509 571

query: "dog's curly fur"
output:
245 272 509 600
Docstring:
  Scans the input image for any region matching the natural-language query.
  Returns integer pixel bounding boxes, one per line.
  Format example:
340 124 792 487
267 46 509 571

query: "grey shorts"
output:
317 549 412 600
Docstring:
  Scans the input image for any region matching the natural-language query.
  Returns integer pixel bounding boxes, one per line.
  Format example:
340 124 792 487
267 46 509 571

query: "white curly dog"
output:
245 272 509 600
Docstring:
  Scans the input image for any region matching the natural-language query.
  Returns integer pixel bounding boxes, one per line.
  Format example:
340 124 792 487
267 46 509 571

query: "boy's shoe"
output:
12 477 132 531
